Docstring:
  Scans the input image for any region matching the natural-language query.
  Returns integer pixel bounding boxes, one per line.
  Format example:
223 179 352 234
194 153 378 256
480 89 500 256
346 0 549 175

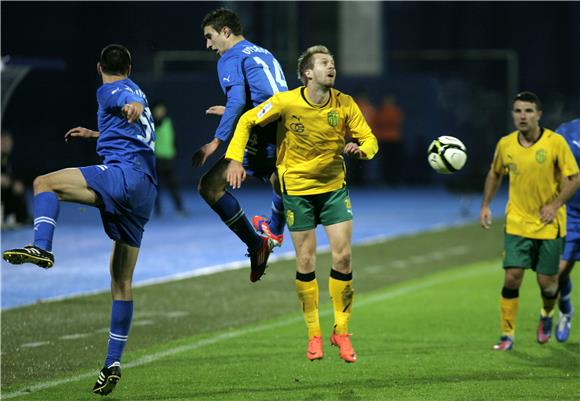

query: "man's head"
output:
297 45 336 87
511 91 542 134
201 8 243 56
98 44 132 77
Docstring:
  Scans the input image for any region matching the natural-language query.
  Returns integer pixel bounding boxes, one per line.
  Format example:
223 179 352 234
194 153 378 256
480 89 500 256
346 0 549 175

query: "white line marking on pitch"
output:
2 263 494 399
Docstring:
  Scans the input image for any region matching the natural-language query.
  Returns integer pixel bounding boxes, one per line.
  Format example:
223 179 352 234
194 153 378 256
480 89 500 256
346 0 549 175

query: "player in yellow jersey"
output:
225 45 378 362
480 92 580 351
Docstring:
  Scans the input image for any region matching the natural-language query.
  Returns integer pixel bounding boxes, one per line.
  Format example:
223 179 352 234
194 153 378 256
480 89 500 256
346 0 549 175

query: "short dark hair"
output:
201 8 243 35
512 91 542 111
100 44 132 76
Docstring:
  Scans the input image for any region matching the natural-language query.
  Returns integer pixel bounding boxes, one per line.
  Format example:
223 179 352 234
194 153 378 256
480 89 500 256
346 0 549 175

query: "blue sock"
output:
33 192 60 251
105 300 133 367
269 192 285 236
559 277 573 314
211 192 261 250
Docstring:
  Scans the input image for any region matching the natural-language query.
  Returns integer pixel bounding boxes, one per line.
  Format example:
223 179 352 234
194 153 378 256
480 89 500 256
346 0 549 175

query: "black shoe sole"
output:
93 375 120 396
2 251 53 268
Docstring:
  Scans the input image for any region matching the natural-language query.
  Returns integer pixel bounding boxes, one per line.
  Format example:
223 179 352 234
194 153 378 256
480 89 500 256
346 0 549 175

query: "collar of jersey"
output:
301 87 332 109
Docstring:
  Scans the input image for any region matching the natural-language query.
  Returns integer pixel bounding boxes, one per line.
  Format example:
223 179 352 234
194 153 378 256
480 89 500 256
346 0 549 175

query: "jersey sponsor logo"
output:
290 115 304 133
257 102 272 119
286 210 295 227
327 109 339 127
535 149 547 164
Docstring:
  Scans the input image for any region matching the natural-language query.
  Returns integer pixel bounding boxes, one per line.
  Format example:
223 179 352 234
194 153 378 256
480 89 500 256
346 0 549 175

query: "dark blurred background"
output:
2 1 579 192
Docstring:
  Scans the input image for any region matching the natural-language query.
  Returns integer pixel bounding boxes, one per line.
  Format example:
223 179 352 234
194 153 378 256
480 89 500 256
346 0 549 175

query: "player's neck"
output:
101 74 128 84
305 85 330 105
225 35 245 52
518 126 541 146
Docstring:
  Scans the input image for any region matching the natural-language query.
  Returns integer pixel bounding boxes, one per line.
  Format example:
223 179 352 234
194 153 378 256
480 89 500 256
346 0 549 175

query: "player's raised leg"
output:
2 168 100 268
93 241 139 396
325 220 357 363
254 174 286 247
199 157 271 282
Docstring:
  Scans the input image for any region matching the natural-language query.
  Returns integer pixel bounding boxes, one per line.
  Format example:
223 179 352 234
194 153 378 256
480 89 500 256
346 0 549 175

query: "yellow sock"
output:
499 295 519 337
541 291 557 317
296 277 321 338
329 272 354 335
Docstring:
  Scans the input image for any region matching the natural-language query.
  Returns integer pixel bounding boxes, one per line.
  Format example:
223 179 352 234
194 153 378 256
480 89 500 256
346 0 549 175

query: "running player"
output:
2 44 157 395
555 118 580 342
192 8 288 282
225 45 378 362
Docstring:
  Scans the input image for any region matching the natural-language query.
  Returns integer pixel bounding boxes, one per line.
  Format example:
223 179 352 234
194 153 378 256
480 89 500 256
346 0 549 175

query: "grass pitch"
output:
2 221 579 400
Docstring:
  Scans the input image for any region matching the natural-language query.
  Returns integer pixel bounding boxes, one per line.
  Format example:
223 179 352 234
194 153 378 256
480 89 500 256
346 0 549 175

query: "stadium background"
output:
2 1 579 191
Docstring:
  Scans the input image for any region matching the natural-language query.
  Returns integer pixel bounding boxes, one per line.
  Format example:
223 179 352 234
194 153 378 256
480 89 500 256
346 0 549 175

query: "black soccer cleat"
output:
92 362 121 396
2 245 54 268
248 236 273 282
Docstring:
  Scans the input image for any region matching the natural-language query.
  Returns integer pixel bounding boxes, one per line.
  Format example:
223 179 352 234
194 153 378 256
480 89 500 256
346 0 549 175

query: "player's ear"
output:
127 65 132 76
96 62 102 76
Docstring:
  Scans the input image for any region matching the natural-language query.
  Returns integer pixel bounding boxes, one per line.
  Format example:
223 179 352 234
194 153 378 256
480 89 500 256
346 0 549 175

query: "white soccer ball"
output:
427 135 467 174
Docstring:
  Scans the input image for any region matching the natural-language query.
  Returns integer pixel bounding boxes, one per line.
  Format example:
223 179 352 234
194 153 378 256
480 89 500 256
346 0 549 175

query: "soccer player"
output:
2 44 157 395
192 7 288 282
225 45 378 362
555 118 580 342
480 92 580 351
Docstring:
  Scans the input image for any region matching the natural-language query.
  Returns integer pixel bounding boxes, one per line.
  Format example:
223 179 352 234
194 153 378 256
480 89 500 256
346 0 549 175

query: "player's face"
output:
203 26 228 56
308 54 336 88
512 100 542 133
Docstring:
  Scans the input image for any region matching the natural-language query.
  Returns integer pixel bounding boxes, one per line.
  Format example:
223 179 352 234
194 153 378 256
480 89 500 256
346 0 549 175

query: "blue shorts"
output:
563 219 580 261
242 122 277 183
80 164 157 247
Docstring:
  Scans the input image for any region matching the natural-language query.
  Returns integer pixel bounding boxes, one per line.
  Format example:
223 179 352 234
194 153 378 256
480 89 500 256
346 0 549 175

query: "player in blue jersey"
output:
192 8 288 282
2 44 157 396
556 118 580 342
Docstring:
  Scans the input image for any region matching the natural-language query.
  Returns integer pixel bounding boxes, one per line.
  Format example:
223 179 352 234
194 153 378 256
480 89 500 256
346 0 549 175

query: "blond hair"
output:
297 45 332 85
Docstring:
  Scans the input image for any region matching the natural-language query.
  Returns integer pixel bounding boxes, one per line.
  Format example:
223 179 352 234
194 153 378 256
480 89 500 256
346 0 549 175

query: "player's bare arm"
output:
225 159 246 189
192 137 223 167
540 173 580 224
65 127 100 142
480 169 503 229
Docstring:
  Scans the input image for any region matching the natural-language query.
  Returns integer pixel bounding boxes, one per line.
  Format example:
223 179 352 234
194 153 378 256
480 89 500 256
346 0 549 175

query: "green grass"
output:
2 221 579 400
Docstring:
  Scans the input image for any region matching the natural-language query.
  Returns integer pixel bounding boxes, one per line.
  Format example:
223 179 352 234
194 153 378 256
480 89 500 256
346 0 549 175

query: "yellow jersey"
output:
226 87 379 195
492 129 579 239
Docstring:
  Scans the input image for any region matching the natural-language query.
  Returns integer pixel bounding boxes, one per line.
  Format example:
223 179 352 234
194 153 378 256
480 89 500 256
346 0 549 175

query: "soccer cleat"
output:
307 336 324 361
556 309 574 343
252 215 284 247
330 332 357 363
492 335 514 351
2 245 54 268
536 315 553 344
92 362 121 396
248 236 272 283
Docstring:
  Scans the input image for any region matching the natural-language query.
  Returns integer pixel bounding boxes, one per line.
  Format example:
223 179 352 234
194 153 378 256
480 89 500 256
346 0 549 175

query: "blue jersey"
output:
557 119 580 218
214 39 288 142
96 78 157 183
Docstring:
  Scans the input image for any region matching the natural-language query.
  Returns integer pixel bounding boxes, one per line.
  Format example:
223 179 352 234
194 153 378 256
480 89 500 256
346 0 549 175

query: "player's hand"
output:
540 203 558 224
480 206 492 229
122 102 144 123
192 138 222 168
226 160 246 189
344 142 365 159
206 105 226 116
64 127 99 142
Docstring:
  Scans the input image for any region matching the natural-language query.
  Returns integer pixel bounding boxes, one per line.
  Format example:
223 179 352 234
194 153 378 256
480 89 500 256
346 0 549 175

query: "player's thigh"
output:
200 157 229 188
282 194 317 231
536 237 563 276
36 167 100 206
503 233 534 270
289 229 317 273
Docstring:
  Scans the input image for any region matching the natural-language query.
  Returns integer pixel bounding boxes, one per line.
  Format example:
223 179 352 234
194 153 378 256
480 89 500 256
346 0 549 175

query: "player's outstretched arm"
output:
226 160 246 189
64 127 100 142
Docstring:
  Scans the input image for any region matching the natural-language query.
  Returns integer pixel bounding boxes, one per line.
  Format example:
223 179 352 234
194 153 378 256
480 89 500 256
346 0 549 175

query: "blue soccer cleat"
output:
492 335 514 351
556 309 574 343
536 315 553 344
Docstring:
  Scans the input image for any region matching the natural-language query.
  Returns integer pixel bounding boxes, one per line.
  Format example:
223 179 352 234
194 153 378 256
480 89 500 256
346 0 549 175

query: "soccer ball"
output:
427 135 467 174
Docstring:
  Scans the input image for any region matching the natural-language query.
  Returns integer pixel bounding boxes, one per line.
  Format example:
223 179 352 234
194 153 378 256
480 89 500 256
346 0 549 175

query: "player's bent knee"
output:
33 175 52 194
